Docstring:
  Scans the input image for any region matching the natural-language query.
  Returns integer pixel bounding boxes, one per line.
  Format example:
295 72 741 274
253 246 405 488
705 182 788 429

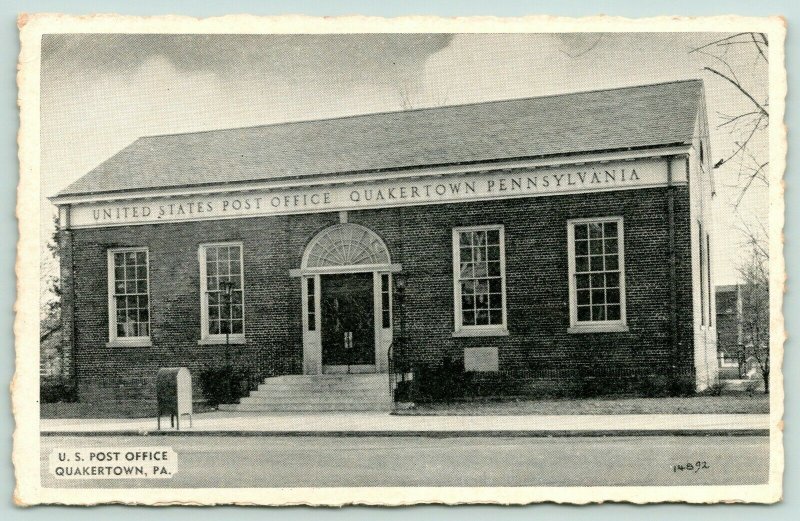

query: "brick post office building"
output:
50 80 719 411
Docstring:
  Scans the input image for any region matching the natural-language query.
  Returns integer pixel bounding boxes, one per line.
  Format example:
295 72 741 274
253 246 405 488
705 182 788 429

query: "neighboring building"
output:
715 283 764 381
716 284 743 378
50 80 718 409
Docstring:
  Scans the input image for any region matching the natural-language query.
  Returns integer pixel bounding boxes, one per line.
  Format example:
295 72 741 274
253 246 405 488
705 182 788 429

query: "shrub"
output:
40 379 77 403
669 374 696 397
705 381 725 396
466 372 518 398
197 363 254 406
576 375 604 398
575 366 609 398
414 355 467 402
393 379 415 403
636 374 671 398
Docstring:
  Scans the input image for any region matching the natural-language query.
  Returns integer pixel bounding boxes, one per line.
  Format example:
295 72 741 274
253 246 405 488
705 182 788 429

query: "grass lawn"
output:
394 394 770 415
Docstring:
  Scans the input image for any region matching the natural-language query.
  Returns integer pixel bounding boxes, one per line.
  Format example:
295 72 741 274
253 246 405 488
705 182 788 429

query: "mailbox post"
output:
156 367 193 430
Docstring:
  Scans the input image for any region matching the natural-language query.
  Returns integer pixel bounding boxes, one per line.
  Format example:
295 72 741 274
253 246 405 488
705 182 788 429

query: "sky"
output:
39 32 770 304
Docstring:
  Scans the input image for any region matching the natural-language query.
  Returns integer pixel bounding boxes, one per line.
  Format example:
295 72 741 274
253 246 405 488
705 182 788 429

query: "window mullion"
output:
570 218 625 328
454 226 506 330
109 248 150 342
200 243 244 339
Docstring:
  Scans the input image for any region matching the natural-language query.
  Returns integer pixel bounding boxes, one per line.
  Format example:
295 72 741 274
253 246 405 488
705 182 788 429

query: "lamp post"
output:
220 280 234 364
392 273 412 400
393 273 407 355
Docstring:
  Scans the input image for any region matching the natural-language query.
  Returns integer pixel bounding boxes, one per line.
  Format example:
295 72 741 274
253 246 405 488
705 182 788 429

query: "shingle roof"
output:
56 79 704 198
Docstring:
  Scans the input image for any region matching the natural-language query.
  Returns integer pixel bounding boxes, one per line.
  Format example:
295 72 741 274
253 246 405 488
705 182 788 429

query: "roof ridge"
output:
138 78 704 140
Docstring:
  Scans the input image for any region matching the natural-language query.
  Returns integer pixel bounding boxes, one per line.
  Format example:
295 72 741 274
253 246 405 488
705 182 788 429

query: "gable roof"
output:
55 79 704 199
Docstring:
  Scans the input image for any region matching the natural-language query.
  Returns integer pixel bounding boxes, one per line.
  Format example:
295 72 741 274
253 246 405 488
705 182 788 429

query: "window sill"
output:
198 335 246 346
568 324 629 334
452 328 509 338
106 339 152 348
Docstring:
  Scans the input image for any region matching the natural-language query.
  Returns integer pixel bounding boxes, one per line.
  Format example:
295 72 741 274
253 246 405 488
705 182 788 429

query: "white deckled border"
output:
15 13 786 507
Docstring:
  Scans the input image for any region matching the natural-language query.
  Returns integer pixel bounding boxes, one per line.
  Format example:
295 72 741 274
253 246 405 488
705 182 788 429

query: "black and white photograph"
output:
14 14 784 505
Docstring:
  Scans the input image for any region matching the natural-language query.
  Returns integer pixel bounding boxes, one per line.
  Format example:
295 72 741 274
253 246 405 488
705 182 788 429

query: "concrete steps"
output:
219 373 392 412
219 402 389 412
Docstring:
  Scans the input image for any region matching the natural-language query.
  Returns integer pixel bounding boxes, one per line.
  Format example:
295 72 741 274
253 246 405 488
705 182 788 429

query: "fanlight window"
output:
304 224 390 269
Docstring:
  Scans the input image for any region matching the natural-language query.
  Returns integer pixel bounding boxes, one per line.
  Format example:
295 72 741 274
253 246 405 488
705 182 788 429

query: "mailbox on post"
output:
156 367 192 430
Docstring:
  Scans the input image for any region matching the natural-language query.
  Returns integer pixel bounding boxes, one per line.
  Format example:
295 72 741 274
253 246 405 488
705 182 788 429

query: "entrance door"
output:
321 273 376 371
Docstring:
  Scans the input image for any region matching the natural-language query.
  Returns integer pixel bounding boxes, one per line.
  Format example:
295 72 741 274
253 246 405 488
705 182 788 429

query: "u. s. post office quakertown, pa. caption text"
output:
48 447 178 479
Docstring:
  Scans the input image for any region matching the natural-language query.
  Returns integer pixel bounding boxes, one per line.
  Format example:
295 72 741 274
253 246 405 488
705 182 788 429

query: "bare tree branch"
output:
742 147 769 183
734 162 769 209
716 110 760 129
734 215 769 261
689 32 754 53
690 32 768 64
702 66 769 117
694 48 741 86
736 246 770 392
719 113 766 167
751 33 768 62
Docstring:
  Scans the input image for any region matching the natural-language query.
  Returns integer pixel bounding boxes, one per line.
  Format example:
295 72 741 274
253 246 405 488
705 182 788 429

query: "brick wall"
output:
65 185 695 406
360 186 695 380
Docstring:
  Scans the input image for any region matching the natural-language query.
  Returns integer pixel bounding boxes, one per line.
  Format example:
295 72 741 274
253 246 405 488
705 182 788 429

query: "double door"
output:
321 273 376 371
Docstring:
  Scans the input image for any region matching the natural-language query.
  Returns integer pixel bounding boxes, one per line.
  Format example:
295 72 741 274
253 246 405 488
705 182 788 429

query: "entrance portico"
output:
292 222 401 374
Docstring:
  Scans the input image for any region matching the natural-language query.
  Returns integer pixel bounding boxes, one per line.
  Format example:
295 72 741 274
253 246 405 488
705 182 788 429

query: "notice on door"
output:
48 447 178 479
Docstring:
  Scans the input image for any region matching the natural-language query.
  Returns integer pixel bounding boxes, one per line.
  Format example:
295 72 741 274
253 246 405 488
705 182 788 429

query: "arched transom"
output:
302 223 391 270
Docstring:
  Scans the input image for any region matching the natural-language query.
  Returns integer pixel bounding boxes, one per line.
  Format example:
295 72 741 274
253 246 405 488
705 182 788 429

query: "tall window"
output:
306 277 316 331
108 248 150 344
699 221 706 326
568 218 627 332
199 243 245 341
381 274 392 329
453 225 507 334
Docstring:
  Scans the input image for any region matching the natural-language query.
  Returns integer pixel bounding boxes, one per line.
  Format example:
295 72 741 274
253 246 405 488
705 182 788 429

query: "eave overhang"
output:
50 143 692 207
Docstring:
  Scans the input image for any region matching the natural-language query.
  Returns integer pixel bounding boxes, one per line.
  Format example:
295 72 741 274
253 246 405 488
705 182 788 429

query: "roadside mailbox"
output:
156 367 192 430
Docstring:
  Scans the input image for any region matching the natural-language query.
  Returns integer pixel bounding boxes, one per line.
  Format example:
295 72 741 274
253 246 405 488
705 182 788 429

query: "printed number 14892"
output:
672 461 710 473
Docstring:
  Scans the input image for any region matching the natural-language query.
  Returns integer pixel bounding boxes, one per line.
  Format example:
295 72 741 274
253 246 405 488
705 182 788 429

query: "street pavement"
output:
41 434 769 488
40 411 770 435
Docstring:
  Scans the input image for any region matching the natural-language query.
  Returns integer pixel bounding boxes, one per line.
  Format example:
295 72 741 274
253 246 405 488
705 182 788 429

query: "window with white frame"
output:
199 243 245 340
108 248 150 343
568 218 626 330
453 225 506 332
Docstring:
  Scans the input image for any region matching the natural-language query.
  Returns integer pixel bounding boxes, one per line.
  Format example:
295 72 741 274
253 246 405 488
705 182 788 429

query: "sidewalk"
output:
40 411 771 437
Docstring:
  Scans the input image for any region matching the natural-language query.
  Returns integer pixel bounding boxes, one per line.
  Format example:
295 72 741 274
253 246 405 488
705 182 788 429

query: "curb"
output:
41 429 770 438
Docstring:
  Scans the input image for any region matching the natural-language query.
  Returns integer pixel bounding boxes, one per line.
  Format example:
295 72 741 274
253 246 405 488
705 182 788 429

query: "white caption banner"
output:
49 447 178 479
